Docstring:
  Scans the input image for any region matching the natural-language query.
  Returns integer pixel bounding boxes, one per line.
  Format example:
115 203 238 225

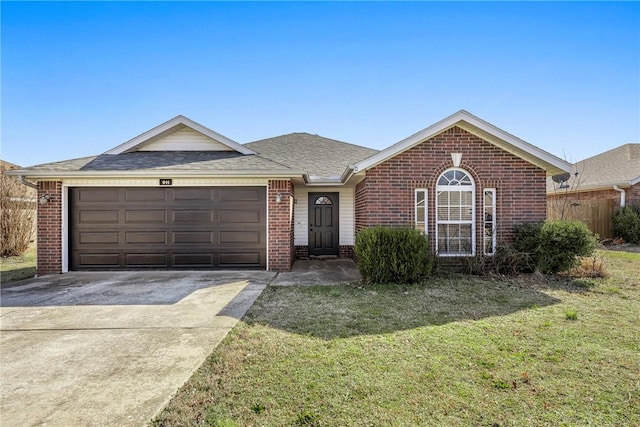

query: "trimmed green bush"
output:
537 220 597 273
513 220 597 274
612 204 640 244
355 226 434 284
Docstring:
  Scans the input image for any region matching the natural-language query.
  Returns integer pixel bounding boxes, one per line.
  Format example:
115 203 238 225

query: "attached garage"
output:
70 186 266 269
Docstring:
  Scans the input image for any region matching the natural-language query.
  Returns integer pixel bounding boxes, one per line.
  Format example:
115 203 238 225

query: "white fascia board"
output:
352 110 572 175
12 170 304 180
631 176 640 186
104 115 255 155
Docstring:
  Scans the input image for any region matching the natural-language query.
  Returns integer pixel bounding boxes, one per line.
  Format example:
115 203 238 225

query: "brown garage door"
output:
70 187 266 269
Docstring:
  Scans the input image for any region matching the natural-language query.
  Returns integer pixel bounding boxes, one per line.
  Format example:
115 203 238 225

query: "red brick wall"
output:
355 126 547 253
37 181 63 275
268 180 295 271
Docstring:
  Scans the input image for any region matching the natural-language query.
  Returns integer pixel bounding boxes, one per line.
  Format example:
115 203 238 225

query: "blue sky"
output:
2 1 639 167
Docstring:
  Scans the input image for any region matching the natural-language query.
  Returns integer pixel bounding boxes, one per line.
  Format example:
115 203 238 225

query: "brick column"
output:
37 181 63 275
268 180 294 271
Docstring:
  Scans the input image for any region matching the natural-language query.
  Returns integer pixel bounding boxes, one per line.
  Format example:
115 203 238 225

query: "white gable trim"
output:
351 110 571 176
104 115 255 155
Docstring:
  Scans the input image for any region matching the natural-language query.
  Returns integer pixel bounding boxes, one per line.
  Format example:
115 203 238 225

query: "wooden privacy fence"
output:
547 198 614 239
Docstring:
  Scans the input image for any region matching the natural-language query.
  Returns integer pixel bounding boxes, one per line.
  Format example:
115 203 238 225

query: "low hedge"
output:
355 226 434 284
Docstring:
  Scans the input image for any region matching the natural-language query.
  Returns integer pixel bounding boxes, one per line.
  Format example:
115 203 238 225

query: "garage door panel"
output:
78 253 120 267
172 210 212 223
125 210 166 223
79 210 119 224
77 188 120 202
125 232 167 244
70 187 266 270
79 232 120 244
172 188 213 201
219 188 262 201
219 231 261 244
125 188 166 202
173 232 212 244
219 252 262 266
125 253 168 266
220 209 260 223
173 253 215 266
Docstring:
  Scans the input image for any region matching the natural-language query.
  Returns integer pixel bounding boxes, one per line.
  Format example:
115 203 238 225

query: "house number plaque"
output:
159 179 173 186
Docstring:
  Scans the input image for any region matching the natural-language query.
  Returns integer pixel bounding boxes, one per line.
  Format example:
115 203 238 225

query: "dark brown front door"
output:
308 193 339 256
69 186 266 269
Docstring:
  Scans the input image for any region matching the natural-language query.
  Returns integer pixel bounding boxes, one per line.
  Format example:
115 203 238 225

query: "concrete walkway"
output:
271 259 362 286
0 271 274 427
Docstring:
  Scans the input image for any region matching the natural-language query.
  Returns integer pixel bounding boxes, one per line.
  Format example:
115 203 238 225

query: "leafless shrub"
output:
1 165 36 257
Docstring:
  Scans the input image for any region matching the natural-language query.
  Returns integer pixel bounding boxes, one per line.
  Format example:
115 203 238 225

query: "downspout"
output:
18 176 39 190
613 185 626 208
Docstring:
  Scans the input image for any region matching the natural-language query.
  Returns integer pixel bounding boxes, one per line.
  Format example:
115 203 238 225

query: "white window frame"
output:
415 189 428 235
484 188 497 255
435 168 476 256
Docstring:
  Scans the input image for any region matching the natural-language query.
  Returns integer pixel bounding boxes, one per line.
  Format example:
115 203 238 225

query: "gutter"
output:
18 176 39 190
613 185 626 207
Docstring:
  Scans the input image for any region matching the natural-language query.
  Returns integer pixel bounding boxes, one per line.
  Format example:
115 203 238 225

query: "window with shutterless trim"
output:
484 188 496 255
436 168 475 256
415 189 427 234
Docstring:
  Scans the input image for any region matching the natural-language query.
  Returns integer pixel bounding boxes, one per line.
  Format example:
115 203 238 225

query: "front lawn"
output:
1 245 36 284
153 250 639 426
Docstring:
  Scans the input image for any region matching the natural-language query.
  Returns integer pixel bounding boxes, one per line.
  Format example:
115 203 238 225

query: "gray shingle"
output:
245 133 378 179
547 143 640 192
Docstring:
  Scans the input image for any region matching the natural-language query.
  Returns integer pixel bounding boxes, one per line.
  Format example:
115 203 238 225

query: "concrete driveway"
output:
0 271 274 427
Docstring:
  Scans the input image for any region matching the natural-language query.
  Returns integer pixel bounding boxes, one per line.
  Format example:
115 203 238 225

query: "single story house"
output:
547 143 640 238
10 110 571 275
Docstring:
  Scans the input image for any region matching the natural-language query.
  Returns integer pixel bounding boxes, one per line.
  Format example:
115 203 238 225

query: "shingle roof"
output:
547 143 640 192
245 133 378 180
19 152 298 176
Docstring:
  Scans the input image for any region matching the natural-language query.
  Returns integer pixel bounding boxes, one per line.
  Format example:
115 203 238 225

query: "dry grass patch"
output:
153 250 640 427
1 244 36 284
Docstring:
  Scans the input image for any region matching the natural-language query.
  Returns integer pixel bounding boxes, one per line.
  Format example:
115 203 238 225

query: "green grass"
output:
155 250 638 426
0 245 36 284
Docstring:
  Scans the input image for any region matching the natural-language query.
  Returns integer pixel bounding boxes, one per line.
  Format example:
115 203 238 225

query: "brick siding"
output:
268 180 295 271
355 126 547 254
36 181 63 275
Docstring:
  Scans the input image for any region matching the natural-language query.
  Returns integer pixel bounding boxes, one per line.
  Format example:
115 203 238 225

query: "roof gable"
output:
352 110 571 176
104 115 255 155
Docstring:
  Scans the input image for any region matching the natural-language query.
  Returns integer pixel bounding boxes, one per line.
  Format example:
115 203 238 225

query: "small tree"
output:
1 164 36 257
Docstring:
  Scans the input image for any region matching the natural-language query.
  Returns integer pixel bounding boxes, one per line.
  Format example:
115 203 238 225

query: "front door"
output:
308 193 339 256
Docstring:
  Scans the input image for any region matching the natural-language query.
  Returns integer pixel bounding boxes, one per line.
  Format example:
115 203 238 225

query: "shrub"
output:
1 166 36 257
513 220 597 274
355 226 434 284
513 222 545 273
537 220 597 274
612 204 640 244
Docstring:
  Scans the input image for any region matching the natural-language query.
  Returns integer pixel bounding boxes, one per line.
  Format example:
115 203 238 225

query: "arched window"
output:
436 168 475 255
314 196 333 205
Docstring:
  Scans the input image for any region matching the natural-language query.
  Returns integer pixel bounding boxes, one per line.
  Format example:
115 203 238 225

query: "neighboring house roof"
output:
547 143 640 194
245 133 378 183
352 110 571 176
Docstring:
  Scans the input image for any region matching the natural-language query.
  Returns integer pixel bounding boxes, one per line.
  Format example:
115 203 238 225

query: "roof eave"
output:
7 169 303 180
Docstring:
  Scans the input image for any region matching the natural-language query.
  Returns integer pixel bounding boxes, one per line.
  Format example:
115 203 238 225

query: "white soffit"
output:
104 115 255 155
351 110 571 176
